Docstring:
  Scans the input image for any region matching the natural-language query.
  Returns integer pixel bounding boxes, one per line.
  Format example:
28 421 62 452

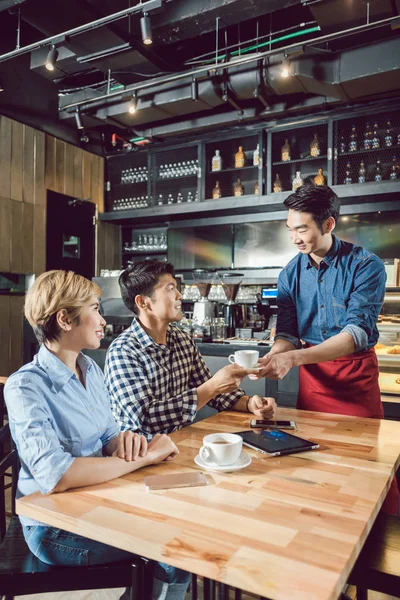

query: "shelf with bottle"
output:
208 165 258 174
272 154 327 166
155 190 199 206
112 196 152 211
122 230 168 256
339 155 400 186
271 168 327 194
157 160 199 180
208 178 260 201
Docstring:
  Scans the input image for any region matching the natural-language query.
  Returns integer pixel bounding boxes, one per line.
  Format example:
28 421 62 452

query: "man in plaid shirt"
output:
105 260 277 438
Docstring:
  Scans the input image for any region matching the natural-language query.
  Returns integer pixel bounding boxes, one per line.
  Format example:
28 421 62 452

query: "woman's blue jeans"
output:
23 525 190 600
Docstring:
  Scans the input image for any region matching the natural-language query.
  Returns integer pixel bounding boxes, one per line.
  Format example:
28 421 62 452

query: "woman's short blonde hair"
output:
25 270 101 343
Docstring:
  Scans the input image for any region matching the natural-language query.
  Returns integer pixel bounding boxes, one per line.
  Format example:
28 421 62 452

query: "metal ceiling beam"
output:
60 13 399 113
0 0 161 64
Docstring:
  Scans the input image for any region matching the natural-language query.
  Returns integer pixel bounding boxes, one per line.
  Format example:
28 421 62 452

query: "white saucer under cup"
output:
195 452 251 472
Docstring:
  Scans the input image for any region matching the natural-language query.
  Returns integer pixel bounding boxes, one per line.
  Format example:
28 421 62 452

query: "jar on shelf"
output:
212 150 222 172
254 181 259 195
344 161 352 184
235 146 245 168
310 133 321 157
292 171 303 191
349 125 357 152
273 174 282 193
253 143 260 166
314 168 325 186
358 161 366 184
212 181 222 199
281 139 291 162
233 178 244 196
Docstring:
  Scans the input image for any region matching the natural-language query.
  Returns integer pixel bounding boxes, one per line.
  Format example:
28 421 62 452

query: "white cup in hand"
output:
199 433 242 466
228 350 259 368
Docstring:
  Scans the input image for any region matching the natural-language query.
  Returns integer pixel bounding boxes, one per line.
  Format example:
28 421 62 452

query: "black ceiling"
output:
0 0 399 154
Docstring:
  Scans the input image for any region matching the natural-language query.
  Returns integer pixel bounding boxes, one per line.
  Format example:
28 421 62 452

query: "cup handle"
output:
199 446 213 463
228 354 235 364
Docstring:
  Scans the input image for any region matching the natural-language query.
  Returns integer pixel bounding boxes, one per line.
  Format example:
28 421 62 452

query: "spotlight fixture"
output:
191 79 199 102
281 55 290 78
128 92 138 114
140 13 152 45
45 45 59 71
74 109 84 130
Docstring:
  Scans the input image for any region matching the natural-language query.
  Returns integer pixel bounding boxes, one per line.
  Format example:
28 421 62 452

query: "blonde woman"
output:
4 270 190 600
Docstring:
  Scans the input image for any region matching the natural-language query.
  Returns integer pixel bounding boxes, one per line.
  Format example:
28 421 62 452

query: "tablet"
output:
235 429 319 457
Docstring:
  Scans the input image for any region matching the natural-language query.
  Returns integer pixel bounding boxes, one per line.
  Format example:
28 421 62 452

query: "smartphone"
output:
144 472 210 491
250 419 297 430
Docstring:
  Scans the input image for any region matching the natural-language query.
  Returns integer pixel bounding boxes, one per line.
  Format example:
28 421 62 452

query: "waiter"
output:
256 183 398 514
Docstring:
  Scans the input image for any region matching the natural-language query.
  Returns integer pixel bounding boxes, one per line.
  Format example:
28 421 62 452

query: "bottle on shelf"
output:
314 168 325 186
384 120 394 147
253 143 260 166
212 181 222 199
233 178 244 196
177 192 183 204
254 181 259 195
187 191 193 203
273 174 282 193
358 160 366 184
310 133 321 157
363 122 372 151
194 190 199 202
235 146 246 168
390 156 399 180
372 122 380 149
212 149 222 172
158 194 164 206
344 161 352 184
167 193 174 205
339 132 346 154
349 125 358 152
292 171 303 191
281 138 291 162
397 132 400 146
374 159 382 182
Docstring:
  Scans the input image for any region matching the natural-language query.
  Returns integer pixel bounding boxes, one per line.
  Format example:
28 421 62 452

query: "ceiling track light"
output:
128 92 138 114
45 45 59 71
140 12 152 45
191 78 199 101
74 109 84 130
281 55 290 78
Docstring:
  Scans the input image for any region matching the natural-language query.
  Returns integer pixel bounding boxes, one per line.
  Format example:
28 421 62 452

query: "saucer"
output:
194 452 251 472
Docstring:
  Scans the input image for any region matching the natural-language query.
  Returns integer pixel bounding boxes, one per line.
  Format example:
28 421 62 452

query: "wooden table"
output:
17 408 400 600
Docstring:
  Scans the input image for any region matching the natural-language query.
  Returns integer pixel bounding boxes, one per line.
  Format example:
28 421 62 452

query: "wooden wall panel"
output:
97 221 121 273
34 129 45 206
11 119 23 202
0 118 106 375
0 197 11 273
0 116 12 200
23 125 35 204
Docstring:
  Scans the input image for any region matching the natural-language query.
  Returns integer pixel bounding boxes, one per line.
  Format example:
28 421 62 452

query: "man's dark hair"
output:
283 184 341 233
119 260 175 315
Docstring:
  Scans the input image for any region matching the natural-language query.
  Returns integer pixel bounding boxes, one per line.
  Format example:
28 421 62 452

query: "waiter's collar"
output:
305 235 340 270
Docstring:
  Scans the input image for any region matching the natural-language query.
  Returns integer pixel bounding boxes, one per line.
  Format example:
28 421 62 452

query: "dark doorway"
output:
46 191 95 279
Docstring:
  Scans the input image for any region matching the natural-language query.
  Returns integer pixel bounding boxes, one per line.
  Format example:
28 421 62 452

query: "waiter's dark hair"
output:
119 260 175 315
283 184 341 233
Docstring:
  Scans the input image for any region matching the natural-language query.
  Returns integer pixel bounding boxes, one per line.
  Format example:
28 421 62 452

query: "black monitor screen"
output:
168 225 233 269
335 211 400 259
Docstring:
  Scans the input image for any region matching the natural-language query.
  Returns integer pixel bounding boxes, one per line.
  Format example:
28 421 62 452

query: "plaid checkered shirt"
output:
104 318 245 438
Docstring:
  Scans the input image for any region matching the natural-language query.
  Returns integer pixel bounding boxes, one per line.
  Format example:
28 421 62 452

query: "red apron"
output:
298 347 399 515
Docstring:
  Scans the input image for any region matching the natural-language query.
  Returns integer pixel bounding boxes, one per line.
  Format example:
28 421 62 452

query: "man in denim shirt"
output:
255 184 398 513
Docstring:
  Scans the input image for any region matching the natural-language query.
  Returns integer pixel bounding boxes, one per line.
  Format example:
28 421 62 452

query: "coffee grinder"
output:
192 269 218 325
219 272 244 337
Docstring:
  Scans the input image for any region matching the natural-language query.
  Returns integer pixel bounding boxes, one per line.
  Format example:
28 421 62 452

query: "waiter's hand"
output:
247 395 277 418
253 353 295 380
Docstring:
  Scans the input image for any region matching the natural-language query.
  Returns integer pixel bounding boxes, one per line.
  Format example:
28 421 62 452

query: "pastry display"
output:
387 345 400 354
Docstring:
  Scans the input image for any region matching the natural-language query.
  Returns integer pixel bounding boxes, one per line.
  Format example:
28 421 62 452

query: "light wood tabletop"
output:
17 408 400 600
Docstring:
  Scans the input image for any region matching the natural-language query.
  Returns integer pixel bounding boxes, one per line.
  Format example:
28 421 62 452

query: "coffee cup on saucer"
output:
199 433 242 466
228 350 259 368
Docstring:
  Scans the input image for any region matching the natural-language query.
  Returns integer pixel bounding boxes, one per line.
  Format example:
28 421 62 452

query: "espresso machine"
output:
219 272 244 337
192 269 218 325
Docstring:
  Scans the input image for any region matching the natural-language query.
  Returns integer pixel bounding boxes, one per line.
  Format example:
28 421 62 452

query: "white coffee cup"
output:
228 350 259 368
199 433 242 466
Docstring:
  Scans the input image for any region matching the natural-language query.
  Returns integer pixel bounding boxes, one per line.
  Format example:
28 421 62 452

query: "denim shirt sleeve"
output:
275 269 302 348
342 255 386 352
5 377 75 495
